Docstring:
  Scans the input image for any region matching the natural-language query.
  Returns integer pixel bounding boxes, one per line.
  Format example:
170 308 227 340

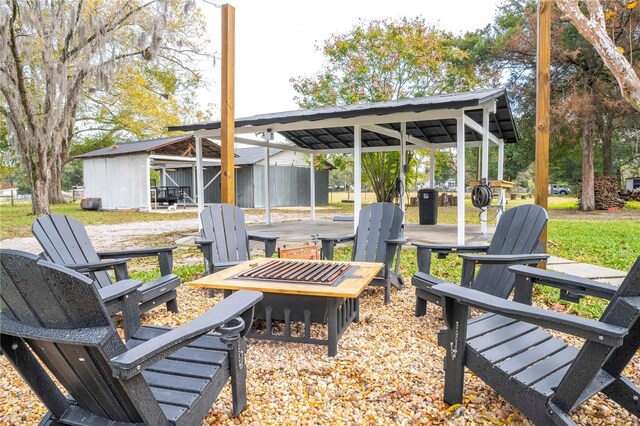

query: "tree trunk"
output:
580 116 595 211
600 112 614 177
601 131 613 177
48 157 66 204
30 165 51 216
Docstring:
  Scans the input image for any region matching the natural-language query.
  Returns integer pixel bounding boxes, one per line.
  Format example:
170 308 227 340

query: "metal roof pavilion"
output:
169 88 518 244
168 88 517 152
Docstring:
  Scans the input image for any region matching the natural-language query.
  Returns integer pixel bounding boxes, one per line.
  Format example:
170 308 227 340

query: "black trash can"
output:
418 188 438 225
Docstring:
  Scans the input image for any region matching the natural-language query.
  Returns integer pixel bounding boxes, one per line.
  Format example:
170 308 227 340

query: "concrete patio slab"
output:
247 219 495 246
547 256 577 265
598 277 626 286
548 262 627 280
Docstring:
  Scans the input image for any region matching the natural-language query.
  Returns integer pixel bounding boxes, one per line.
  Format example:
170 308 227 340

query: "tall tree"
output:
554 0 640 111
291 18 500 202
485 0 639 210
0 0 203 214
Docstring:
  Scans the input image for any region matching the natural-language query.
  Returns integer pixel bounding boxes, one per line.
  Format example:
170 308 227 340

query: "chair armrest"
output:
98 246 176 259
248 233 277 243
385 237 408 246
194 238 214 246
100 247 176 277
319 234 356 260
319 234 356 243
431 282 628 346
1 314 113 345
510 265 618 301
65 258 131 274
412 243 490 268
458 253 550 265
110 290 263 380
98 280 142 303
411 243 490 253
248 234 278 258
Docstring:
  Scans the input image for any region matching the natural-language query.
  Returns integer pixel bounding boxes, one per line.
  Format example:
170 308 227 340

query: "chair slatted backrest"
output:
550 255 640 410
32 214 113 289
473 204 548 298
0 250 147 423
353 203 404 263
200 204 250 264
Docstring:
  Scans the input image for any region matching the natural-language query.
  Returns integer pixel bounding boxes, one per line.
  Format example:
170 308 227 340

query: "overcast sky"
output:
198 0 502 119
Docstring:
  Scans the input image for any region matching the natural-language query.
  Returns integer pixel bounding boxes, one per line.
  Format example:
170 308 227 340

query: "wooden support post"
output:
354 125 362 232
536 0 551 247
221 4 236 204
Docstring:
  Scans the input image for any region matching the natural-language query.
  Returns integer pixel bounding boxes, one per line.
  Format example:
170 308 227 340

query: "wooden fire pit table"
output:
189 258 382 356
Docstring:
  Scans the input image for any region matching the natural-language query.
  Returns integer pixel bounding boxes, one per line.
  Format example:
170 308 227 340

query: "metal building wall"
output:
253 165 328 207
166 166 255 207
83 154 148 210
163 168 192 199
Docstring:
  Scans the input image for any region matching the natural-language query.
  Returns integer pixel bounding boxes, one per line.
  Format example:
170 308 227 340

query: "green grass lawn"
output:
547 220 640 271
0 201 197 240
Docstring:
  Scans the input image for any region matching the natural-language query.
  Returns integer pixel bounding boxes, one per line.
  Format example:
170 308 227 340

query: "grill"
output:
237 260 351 285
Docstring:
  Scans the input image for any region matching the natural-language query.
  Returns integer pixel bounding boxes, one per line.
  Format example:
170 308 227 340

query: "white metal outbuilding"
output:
76 135 222 210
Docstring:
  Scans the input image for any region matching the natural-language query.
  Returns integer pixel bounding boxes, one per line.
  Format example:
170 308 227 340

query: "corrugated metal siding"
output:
164 168 193 201
83 154 148 209
235 167 254 208
166 166 254 206
203 167 221 204
253 165 328 207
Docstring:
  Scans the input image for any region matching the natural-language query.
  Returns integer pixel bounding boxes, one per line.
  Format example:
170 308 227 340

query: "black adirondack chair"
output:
431 255 640 425
196 203 278 276
0 249 262 424
412 204 549 316
319 202 407 304
32 214 181 334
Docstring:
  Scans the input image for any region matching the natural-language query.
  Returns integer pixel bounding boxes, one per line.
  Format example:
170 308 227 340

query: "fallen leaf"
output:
445 403 462 413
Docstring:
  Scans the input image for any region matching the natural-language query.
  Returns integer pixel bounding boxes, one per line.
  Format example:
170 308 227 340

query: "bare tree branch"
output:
554 0 640 111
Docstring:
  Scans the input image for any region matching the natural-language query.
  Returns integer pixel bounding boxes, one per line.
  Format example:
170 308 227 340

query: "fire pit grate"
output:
236 260 351 285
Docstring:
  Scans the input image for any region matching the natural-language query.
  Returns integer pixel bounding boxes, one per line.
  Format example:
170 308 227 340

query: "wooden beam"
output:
221 4 235 204
536 0 551 247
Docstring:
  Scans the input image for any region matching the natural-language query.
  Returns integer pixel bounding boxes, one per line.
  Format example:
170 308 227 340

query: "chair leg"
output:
384 282 391 304
229 339 248 417
415 295 427 317
166 297 179 313
603 376 640 417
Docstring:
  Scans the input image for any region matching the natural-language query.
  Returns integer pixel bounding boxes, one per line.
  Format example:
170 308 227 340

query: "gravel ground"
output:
2 279 639 425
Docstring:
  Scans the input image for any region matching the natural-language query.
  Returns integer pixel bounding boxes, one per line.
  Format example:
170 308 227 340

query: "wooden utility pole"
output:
221 4 235 204
535 0 551 246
